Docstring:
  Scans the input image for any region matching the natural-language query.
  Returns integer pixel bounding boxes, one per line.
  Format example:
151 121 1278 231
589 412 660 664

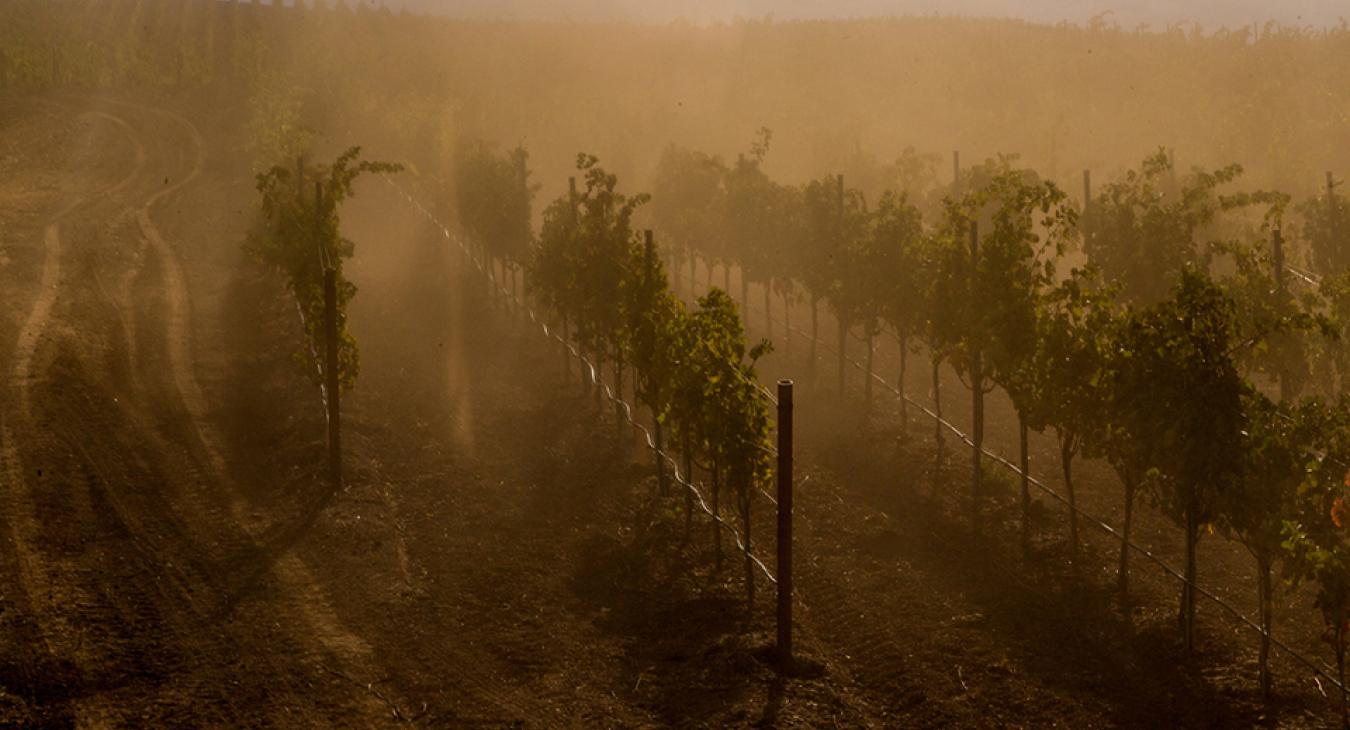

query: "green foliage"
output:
1029 268 1118 451
1117 269 1247 529
1083 150 1252 305
454 142 537 266
651 144 726 278
1062 268 1154 589
653 130 805 304
687 290 773 494
933 158 1077 401
28 0 1350 697
530 185 583 327
248 147 402 392
1300 183 1350 277
820 180 875 333
627 237 682 423
528 155 774 516
0 0 229 90
1113 269 1249 647
839 146 943 222
1317 273 1350 394
1225 352 1317 695
525 154 650 367
624 135 1350 669
871 191 928 346
1283 398 1350 699
723 129 803 296
1228 394 1311 560
800 174 857 311
1042 270 1149 506
245 71 315 174
572 155 650 363
1213 234 1331 400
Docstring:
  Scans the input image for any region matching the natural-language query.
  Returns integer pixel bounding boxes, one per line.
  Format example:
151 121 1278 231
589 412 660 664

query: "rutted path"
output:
112 97 383 685
0 97 397 725
1 108 146 668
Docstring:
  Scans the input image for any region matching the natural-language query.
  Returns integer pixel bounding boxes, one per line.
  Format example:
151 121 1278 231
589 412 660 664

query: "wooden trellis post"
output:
776 379 795 669
316 179 342 492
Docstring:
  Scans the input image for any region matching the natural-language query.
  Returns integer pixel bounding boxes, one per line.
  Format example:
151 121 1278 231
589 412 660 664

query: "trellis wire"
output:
386 178 778 584
390 179 1348 697
675 255 1350 695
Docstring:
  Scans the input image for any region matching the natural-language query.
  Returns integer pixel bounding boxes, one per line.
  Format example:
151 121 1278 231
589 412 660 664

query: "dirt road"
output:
1 91 1336 728
0 96 402 727
0 93 849 728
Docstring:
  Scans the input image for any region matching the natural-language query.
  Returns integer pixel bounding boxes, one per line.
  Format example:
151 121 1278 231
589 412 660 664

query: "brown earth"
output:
0 90 1341 728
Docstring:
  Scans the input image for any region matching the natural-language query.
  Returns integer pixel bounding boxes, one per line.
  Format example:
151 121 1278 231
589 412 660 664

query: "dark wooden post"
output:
1082 169 1092 248
1273 226 1290 401
645 230 669 495
932 357 944 499
1273 225 1286 295
319 181 342 492
1019 416 1030 554
744 482 754 616
864 331 874 413
809 296 818 384
764 281 773 340
836 174 847 395
561 314 571 379
556 176 573 379
568 176 589 392
776 379 794 669
969 220 982 537
511 152 529 312
740 272 749 324
1329 172 1340 283
1329 171 1338 251
516 151 528 236
324 268 342 490
568 176 578 226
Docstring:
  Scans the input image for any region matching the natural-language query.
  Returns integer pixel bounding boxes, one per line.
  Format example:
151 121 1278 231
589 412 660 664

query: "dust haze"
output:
1 1 1350 727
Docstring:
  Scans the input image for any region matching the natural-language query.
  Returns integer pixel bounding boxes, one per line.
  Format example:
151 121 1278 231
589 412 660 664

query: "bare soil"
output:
0 90 1340 728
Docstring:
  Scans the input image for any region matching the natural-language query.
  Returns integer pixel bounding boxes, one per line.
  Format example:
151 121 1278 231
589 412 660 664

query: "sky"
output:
386 0 1347 30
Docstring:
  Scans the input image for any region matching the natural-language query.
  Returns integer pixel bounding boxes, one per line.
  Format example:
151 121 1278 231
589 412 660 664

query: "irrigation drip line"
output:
544 321 777 584
675 259 1349 694
740 371 779 406
293 296 330 418
385 178 778 584
1284 263 1321 287
389 180 1346 695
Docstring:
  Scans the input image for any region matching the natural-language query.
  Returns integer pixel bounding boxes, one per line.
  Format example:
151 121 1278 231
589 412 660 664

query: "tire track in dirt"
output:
0 106 268 725
1 109 147 665
342 190 638 726
2 98 396 723
707 260 1317 723
105 99 394 712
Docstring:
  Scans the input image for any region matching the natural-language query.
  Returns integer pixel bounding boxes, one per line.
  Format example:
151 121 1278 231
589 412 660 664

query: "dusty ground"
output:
0 90 1342 728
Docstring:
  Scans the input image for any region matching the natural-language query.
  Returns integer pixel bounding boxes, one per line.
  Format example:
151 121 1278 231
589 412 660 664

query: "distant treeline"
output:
4 0 1350 200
